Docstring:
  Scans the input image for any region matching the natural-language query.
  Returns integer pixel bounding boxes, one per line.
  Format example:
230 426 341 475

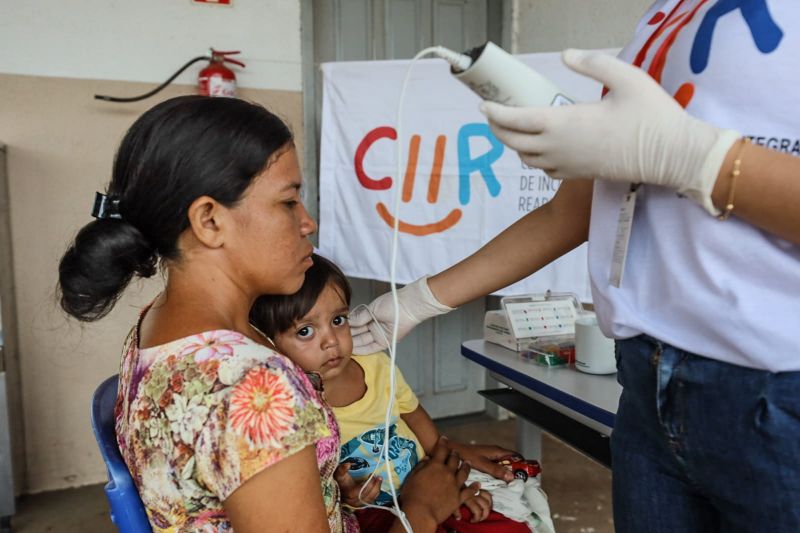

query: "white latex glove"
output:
349 276 454 355
480 48 740 215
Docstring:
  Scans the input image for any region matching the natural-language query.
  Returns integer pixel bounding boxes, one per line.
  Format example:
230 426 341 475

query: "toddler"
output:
251 254 547 532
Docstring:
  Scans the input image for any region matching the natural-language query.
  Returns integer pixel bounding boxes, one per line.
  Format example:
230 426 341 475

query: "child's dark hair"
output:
250 254 351 339
58 95 293 321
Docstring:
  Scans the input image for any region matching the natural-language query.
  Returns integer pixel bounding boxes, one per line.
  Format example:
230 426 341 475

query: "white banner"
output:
319 51 607 301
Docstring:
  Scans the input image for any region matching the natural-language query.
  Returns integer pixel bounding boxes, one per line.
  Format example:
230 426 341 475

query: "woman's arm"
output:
711 141 800 244
392 436 474 532
399 410 503 524
224 446 330 532
429 178 593 308
402 406 515 482
226 439 471 533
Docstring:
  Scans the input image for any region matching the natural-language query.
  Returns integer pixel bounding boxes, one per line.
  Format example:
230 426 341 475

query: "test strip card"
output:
503 299 578 339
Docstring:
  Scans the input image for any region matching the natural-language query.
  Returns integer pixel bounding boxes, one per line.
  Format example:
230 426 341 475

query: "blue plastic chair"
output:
90 375 153 533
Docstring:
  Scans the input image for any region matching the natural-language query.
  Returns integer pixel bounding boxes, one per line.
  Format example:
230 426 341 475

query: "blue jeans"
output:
612 335 800 532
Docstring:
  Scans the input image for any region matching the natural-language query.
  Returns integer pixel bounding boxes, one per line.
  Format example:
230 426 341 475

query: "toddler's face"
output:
274 282 353 381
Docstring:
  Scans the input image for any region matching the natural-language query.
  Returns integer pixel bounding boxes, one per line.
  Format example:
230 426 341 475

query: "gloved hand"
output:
349 276 454 355
480 49 740 215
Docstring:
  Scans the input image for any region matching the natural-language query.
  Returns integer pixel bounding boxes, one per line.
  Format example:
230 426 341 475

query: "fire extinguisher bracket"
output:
94 48 245 103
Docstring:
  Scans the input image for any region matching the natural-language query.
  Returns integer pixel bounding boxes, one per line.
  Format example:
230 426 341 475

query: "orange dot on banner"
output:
648 11 666 24
674 82 694 108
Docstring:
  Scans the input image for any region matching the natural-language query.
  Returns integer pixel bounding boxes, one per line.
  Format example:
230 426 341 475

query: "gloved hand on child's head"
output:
350 276 454 355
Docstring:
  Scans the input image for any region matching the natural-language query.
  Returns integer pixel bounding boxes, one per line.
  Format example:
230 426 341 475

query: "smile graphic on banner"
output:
354 124 504 236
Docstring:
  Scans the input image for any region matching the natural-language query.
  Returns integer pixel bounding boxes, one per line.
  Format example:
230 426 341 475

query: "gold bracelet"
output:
717 137 749 221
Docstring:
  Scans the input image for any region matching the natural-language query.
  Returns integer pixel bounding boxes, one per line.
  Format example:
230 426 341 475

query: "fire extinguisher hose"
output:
94 55 211 103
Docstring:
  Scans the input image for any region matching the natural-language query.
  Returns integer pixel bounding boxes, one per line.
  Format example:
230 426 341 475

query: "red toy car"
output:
496 454 541 481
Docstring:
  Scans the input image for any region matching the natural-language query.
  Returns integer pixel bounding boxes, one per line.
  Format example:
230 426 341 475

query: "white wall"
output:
512 0 653 53
0 0 302 91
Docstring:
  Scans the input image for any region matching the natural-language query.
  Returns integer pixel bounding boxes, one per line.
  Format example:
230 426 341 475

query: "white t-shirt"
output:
589 0 800 371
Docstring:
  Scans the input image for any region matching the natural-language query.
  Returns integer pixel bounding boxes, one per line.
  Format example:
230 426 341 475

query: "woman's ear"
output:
186 195 227 248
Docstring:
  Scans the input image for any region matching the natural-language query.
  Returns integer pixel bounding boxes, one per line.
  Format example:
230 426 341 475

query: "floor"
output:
14 416 612 533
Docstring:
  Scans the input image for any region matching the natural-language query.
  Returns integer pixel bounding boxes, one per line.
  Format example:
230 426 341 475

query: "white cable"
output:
432 46 472 72
346 45 470 533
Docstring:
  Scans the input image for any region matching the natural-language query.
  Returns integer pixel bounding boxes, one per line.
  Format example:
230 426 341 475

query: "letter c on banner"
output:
355 126 396 190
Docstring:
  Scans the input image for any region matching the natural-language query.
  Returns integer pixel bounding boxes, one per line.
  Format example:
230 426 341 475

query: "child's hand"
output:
460 487 493 523
447 441 517 482
334 463 382 507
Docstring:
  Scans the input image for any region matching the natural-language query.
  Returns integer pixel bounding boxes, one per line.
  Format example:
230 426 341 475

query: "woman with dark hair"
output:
59 95 470 532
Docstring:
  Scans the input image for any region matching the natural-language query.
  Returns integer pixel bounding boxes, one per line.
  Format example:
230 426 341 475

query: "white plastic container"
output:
574 313 617 375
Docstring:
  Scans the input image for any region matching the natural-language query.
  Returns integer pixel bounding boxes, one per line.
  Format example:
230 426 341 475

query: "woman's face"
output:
227 146 316 296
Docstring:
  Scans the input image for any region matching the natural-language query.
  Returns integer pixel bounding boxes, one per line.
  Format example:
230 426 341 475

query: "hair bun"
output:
58 219 157 321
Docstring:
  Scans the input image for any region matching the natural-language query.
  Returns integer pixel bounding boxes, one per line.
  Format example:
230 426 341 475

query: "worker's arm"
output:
430 178 592 306
350 179 592 354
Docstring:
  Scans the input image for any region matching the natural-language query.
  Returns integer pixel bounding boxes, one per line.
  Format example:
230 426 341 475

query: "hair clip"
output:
91 192 122 220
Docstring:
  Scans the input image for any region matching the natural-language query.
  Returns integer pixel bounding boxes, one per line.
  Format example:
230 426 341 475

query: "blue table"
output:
461 339 622 467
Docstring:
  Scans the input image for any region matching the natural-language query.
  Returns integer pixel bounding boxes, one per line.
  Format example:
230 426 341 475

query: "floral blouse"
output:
115 316 359 532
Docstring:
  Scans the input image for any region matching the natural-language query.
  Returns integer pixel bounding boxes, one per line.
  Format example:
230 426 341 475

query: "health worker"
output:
351 2 800 531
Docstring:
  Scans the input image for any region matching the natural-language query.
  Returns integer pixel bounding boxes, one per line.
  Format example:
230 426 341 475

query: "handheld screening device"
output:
438 41 573 107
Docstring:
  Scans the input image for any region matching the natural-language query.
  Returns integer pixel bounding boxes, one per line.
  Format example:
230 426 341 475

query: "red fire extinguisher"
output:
94 48 246 103
198 50 246 97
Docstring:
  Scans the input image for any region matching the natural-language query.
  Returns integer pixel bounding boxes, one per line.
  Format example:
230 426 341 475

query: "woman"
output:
351 2 800 531
59 95 472 532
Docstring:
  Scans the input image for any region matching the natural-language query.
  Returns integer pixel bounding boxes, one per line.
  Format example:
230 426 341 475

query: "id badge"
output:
609 184 640 288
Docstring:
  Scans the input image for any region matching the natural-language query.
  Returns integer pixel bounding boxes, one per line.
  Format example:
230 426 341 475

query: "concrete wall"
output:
0 0 303 493
512 0 653 53
1 0 303 92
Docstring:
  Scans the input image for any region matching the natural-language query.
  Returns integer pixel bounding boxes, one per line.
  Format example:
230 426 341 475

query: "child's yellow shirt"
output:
332 353 425 504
